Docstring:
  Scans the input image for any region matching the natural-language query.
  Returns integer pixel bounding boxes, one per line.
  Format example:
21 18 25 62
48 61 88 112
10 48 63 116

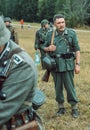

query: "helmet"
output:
4 17 11 23
42 55 56 71
41 19 49 27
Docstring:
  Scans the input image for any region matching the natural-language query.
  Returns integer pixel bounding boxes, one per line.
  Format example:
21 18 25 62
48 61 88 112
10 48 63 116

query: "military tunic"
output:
7 25 19 44
34 27 51 67
41 28 80 106
0 41 38 126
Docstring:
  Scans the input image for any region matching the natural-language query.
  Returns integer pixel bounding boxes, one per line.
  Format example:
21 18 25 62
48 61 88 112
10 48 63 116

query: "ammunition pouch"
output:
54 52 75 59
42 55 56 71
61 52 75 59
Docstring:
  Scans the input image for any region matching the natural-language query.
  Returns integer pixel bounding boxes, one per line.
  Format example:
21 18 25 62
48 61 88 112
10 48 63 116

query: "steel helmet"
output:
4 17 11 23
41 19 49 27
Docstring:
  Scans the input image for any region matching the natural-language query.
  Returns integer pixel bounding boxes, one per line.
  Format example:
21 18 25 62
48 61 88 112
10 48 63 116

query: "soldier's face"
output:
54 18 65 31
5 21 10 26
44 23 49 29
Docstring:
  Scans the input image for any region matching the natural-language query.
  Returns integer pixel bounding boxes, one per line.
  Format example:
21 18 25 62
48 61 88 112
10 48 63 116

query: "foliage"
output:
0 0 90 26
38 0 56 22
65 0 90 27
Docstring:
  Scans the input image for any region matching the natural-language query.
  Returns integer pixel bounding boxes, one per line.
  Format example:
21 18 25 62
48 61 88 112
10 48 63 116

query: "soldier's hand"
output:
45 45 56 52
75 65 80 74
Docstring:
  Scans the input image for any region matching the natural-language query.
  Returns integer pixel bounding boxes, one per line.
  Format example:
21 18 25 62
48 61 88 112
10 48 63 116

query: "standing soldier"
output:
34 19 52 68
42 14 80 118
4 17 19 44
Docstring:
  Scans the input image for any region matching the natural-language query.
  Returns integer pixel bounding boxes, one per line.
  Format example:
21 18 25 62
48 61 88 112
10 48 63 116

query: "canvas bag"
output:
34 50 40 65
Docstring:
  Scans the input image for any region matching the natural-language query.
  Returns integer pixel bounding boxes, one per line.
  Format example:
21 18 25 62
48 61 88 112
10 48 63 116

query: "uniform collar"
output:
55 28 68 36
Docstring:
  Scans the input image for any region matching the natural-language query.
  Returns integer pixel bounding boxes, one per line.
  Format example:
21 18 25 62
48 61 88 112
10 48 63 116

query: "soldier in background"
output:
34 19 52 68
4 17 19 44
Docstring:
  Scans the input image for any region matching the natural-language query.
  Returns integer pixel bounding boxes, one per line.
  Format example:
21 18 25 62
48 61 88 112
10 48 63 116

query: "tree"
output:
38 0 56 22
5 0 39 22
55 0 66 14
65 0 90 27
0 0 89 26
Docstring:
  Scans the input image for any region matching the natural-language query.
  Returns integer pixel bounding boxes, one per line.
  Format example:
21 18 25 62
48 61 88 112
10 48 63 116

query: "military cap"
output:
4 17 12 23
41 19 49 27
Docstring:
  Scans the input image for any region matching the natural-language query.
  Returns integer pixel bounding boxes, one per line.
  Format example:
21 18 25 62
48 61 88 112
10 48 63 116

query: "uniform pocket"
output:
66 58 75 70
55 58 66 72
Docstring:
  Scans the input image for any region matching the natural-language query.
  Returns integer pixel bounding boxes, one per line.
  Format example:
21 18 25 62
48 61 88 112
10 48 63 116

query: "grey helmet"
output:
41 19 49 27
4 17 11 23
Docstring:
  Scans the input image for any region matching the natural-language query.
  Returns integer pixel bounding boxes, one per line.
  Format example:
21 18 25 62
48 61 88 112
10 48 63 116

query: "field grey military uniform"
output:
0 17 44 130
34 19 52 68
4 17 19 44
41 27 80 114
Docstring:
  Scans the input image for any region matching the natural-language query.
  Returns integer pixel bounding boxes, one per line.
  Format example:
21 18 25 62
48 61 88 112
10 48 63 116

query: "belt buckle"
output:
66 54 69 58
56 54 61 58
61 54 65 59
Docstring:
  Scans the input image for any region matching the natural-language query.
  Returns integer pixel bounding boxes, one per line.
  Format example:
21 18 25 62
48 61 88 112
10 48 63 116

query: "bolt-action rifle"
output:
42 69 50 82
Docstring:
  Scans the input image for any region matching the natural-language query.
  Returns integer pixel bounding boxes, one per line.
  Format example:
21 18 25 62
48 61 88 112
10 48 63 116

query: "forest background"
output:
0 0 90 28
0 0 90 129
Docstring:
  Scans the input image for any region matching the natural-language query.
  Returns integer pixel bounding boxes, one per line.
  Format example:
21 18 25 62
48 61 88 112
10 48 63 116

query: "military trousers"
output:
51 70 78 106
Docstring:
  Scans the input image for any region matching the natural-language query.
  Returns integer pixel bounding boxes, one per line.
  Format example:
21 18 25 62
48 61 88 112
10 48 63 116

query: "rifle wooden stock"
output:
42 29 55 82
14 120 38 130
42 70 50 82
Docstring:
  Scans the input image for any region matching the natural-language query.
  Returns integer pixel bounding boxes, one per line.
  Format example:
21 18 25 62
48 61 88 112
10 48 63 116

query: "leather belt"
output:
6 108 34 130
51 53 75 59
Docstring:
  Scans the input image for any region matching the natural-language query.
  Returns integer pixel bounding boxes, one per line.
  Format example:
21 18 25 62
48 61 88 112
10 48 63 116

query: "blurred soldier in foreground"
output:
42 14 80 118
34 19 52 68
4 17 19 44
0 17 44 130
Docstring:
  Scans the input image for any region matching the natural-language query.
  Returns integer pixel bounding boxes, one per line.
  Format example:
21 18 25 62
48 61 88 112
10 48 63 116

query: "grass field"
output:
16 24 90 130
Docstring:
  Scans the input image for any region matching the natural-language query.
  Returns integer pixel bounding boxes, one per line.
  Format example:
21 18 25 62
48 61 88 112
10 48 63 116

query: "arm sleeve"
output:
72 31 80 52
40 32 51 51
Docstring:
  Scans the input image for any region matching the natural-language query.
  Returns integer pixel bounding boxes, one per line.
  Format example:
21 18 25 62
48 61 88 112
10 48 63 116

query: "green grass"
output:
16 24 90 130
